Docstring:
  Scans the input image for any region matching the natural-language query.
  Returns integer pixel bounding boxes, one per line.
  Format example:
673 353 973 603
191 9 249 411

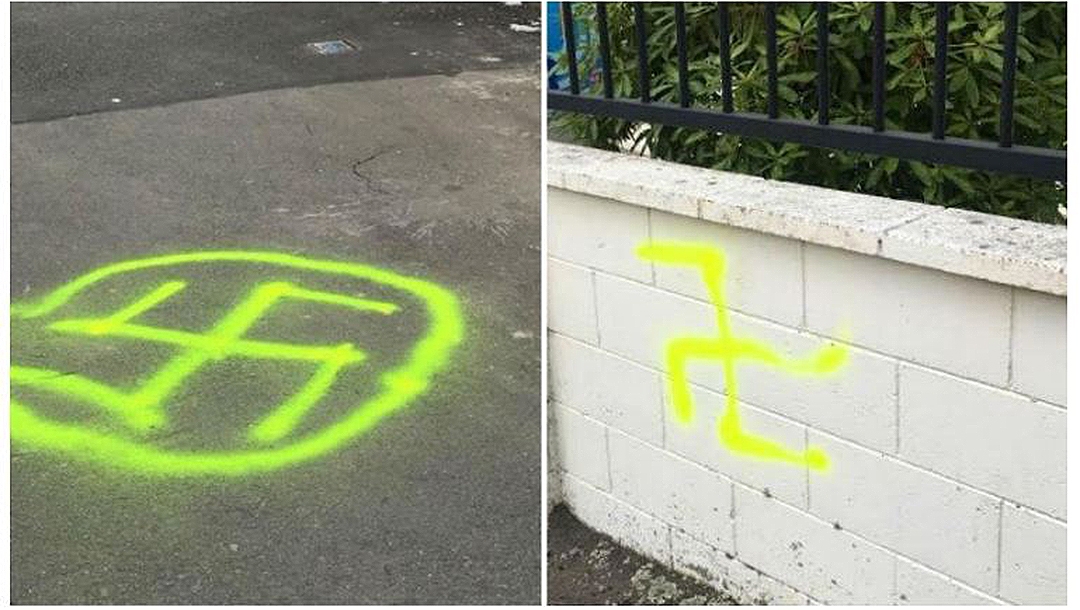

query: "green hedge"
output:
553 3 1066 224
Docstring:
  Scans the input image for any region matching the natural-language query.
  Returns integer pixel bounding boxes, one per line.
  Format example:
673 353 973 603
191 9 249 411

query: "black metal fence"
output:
550 2 1065 181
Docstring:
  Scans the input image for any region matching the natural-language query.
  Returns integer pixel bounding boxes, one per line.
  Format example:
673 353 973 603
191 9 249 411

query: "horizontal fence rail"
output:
549 2 1066 182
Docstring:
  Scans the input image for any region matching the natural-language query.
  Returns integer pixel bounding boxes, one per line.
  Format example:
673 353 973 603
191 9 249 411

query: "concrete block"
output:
999 504 1067 605
561 473 672 566
552 402 610 491
898 365 1066 519
547 258 598 345
808 432 1000 591
608 430 734 552
805 243 1011 385
671 528 809 605
663 384 809 508
730 313 898 453
894 558 1004 605
548 188 652 283
593 270 716 370
734 485 896 604
548 332 665 445
1011 288 1066 406
548 406 564 510
649 210 803 327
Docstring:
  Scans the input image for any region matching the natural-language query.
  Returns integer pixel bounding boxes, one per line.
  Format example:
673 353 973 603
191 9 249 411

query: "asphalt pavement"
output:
10 2 541 604
12 2 541 122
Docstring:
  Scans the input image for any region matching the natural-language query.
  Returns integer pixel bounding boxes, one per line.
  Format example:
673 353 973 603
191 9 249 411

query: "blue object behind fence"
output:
548 3 596 92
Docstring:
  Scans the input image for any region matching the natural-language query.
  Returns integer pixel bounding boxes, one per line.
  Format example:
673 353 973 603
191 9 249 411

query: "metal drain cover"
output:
305 39 357 56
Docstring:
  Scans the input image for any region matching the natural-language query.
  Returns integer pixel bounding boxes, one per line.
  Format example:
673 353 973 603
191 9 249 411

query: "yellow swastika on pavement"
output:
11 250 464 476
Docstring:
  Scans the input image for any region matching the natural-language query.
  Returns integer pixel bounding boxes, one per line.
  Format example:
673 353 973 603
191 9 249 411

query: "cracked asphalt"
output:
10 2 542 604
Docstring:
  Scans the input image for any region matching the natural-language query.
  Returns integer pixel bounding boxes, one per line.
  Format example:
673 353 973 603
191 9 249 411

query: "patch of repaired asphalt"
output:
548 505 738 605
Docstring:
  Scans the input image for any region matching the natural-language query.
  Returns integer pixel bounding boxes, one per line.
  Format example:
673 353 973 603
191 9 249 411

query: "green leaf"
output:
777 12 803 32
776 84 798 103
945 170 977 194
779 71 819 84
909 161 934 186
965 77 980 108
866 165 884 188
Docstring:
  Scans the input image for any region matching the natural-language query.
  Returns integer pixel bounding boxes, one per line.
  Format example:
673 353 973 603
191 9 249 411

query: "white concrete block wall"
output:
664 385 810 509
807 431 1001 591
897 364 1066 520
734 485 897 605
560 473 673 565
894 558 1004 605
649 211 805 327
999 504 1068 604
548 189 651 283
671 528 810 605
551 403 609 491
608 429 735 552
546 403 563 511
547 146 1067 605
547 258 598 345
804 243 1012 386
549 333 665 445
1010 288 1067 406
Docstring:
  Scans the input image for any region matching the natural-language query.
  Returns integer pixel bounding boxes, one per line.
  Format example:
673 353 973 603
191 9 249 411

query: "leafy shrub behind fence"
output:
553 2 1066 224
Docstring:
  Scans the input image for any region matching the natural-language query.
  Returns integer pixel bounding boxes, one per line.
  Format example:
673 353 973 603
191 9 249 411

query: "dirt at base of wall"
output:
547 505 740 605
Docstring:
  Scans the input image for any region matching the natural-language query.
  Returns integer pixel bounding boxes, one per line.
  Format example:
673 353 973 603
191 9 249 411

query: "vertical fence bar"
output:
718 3 733 112
999 2 1019 147
561 2 580 94
816 2 830 124
596 2 614 98
932 2 948 139
634 3 651 102
675 3 691 107
873 2 886 131
765 3 778 119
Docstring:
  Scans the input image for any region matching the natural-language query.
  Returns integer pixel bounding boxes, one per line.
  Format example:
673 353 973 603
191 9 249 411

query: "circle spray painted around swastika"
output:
10 250 464 476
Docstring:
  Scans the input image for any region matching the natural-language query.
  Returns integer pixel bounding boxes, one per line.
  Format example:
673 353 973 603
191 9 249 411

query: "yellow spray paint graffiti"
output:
637 241 847 471
10 250 464 476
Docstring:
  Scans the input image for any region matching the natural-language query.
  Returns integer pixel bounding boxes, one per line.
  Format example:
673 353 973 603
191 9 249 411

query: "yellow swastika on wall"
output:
638 241 848 471
10 250 464 476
